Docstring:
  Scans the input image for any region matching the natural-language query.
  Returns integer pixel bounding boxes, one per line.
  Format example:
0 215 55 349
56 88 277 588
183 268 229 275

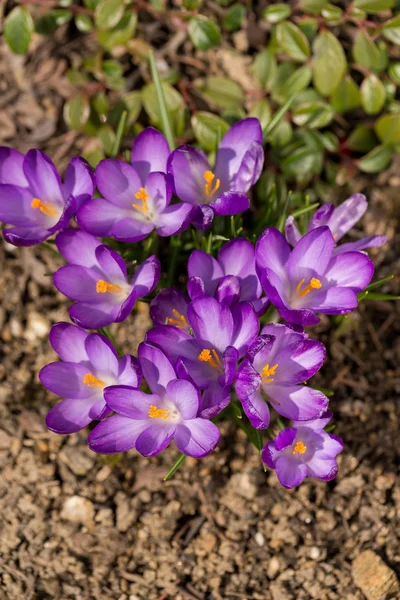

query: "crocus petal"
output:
275 428 297 450
47 194 76 234
326 194 367 241
85 334 119 378
96 159 141 208
88 398 110 421
324 251 374 291
138 342 176 395
211 191 249 216
56 228 102 267
0 147 28 186
49 322 89 363
135 424 175 456
188 250 223 296
190 204 214 230
199 383 231 419
176 355 216 389
233 142 264 193
150 288 189 328
166 379 200 419
187 276 206 300
275 456 308 489
256 227 291 282
230 302 259 355
277 305 321 327
145 170 171 214
131 127 170 184
46 398 94 434
218 238 261 300
54 265 106 303
216 275 241 308
223 346 239 386
261 441 276 469
145 325 198 364
236 359 262 400
117 355 141 388
63 157 94 209
287 226 334 282
168 146 211 205
104 386 155 419
252 297 270 318
333 235 386 255
95 244 127 281
293 409 333 431
40 362 92 399
307 287 358 314
306 458 339 481
3 225 51 246
112 218 154 242
156 202 192 237
23 150 63 206
69 302 120 329
308 203 334 231
77 198 127 237
241 390 270 429
88 415 148 454
285 215 302 247
131 255 160 298
267 384 329 421
0 184 43 227
187 297 234 354
174 419 220 458
272 338 326 385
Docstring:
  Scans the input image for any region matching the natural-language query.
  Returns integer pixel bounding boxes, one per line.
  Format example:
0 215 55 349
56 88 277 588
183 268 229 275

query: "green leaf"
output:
75 14 94 32
354 0 394 12
382 15 400 46
375 114 400 146
312 30 347 96
331 76 360 114
389 62 400 85
82 139 105 168
268 120 293 147
97 12 137 49
189 16 221 51
252 50 277 89
263 94 295 139
365 275 394 291
346 125 377 152
184 0 202 8
270 63 297 105
360 74 386 115
148 53 177 150
223 3 245 31
353 31 381 72
191 111 229 151
194 76 243 109
360 292 400 301
282 65 313 99
293 101 335 128
263 3 291 23
95 0 124 30
123 91 142 126
300 0 329 14
358 145 392 173
98 125 116 156
276 21 310 62
249 99 272 131
4 7 34 55
164 453 187 481
321 4 343 23
63 93 90 130
298 18 319 43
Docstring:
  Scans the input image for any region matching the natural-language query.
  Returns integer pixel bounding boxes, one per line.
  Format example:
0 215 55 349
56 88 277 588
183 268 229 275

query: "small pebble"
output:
310 546 320 560
255 531 265 547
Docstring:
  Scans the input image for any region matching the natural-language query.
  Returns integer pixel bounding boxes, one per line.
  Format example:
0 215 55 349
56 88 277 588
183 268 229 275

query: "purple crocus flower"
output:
146 296 259 418
187 238 268 316
40 323 140 434
150 288 191 332
262 411 343 488
53 229 160 329
236 324 328 429
77 128 192 241
256 226 374 326
88 343 220 458
285 194 386 255
168 118 264 229
0 147 94 246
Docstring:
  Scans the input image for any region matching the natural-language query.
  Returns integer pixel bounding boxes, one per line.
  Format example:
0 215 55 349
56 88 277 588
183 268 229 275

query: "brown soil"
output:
0 26 400 600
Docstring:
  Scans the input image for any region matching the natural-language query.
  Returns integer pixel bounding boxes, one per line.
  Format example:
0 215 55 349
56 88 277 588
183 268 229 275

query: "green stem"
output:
111 110 128 158
164 453 187 480
149 51 175 150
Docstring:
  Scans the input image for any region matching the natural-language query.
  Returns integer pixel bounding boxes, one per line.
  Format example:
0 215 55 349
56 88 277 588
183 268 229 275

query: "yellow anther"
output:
261 363 279 383
292 441 307 455
167 309 188 329
132 187 149 213
96 280 123 294
295 277 322 298
198 348 222 370
203 170 220 198
31 197 57 217
148 405 170 420
83 373 105 389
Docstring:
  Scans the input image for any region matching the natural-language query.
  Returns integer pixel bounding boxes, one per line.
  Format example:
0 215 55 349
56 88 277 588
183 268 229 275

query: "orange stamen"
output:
96 280 123 294
203 170 220 198
132 187 149 214
31 197 57 217
292 441 307 455
83 373 105 389
166 309 188 329
295 277 322 298
198 348 222 369
261 363 278 383
148 405 170 420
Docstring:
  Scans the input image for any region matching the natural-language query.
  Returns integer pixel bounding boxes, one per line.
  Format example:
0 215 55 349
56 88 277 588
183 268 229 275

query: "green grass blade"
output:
149 51 176 150
111 110 128 158
164 453 187 481
263 95 295 140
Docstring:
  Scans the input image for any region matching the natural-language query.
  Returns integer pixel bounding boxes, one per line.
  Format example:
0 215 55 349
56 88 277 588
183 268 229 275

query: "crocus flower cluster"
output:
1 118 386 490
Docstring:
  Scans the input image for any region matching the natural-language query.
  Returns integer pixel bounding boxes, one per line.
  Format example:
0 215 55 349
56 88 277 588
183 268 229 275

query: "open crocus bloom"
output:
88 343 220 458
150 288 191 333
285 193 386 255
262 411 343 488
0 148 94 246
146 296 259 418
256 226 374 326
53 229 160 329
187 238 268 316
168 118 264 229
41 323 140 434
236 324 328 429
77 128 191 241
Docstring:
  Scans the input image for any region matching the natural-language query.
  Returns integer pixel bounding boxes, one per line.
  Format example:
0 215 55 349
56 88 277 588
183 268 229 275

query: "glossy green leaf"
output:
276 21 310 62
263 3 291 23
382 15 400 46
249 99 272 131
4 7 34 55
270 63 297 105
300 0 328 14
293 101 335 129
282 65 313 99
358 145 392 173
352 31 381 72
184 0 202 8
383 80 396 103
346 125 377 152
194 77 243 109
353 0 394 12
191 112 229 151
331 76 360 114
298 18 319 43
82 139 105 168
321 4 343 23
375 114 400 146
98 125 116 156
123 91 142 125
360 74 386 115
312 30 347 96
97 12 137 49
223 3 245 31
389 63 400 85
63 94 90 130
75 14 94 32
189 16 221 51
268 120 293 147
95 0 124 30
252 49 277 89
